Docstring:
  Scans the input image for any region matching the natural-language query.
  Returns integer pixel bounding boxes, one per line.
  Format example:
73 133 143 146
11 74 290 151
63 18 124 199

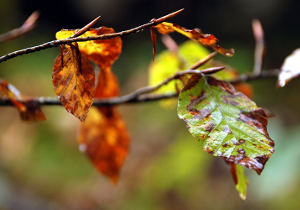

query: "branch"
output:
230 69 280 84
0 8 184 63
0 11 39 42
0 68 280 107
252 19 265 74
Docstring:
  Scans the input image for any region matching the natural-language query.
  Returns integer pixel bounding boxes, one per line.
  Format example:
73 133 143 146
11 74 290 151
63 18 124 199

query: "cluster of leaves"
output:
1 12 300 200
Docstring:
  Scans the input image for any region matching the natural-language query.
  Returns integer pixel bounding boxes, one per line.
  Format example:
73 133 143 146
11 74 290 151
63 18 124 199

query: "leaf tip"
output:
109 175 120 184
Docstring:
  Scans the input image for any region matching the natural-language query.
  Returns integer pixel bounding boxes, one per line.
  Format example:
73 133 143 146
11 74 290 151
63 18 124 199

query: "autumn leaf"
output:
229 162 248 200
52 45 95 121
56 27 122 70
0 80 46 121
278 48 300 87
95 67 119 98
177 75 274 174
57 25 129 181
79 65 130 182
78 107 130 183
154 22 234 56
234 83 253 99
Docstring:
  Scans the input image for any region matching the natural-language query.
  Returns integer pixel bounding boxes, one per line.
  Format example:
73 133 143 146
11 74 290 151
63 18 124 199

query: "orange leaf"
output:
150 27 157 61
234 83 253 99
95 67 119 98
19 99 46 121
52 45 95 121
78 107 129 183
0 80 46 121
154 22 234 56
211 65 253 98
56 27 122 70
79 63 130 182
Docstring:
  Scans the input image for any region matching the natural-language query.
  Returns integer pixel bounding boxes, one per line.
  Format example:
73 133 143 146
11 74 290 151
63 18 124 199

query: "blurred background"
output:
1 0 300 209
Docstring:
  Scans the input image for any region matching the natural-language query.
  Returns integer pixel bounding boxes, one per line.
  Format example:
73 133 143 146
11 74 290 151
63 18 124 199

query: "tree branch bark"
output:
0 68 280 107
0 9 184 63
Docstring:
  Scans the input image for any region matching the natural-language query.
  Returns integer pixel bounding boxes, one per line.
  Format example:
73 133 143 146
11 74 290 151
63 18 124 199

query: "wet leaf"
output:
56 27 122 70
0 80 46 121
52 45 95 121
229 162 248 200
278 48 300 87
78 107 130 183
154 22 234 56
177 76 274 174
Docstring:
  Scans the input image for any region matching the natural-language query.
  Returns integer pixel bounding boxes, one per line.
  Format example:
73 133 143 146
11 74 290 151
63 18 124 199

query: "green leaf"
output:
177 75 274 174
230 163 248 200
149 40 210 94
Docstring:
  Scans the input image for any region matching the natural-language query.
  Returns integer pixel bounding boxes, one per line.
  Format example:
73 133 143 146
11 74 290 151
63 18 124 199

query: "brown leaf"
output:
52 45 95 121
95 67 119 98
278 48 300 87
0 80 46 121
154 22 234 56
150 27 157 61
79 65 130 182
19 99 46 121
58 26 130 181
56 27 122 70
78 107 130 183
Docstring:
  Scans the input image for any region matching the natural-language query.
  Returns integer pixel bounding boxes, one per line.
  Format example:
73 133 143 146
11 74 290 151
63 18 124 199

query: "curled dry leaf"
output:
52 45 95 121
154 22 234 56
229 162 248 200
56 27 122 70
177 76 274 174
278 48 300 87
0 80 46 121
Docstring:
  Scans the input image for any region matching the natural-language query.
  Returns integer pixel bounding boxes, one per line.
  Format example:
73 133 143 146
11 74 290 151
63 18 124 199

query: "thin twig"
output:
0 9 184 63
189 51 217 70
71 16 101 38
0 68 280 107
0 66 224 107
252 19 265 74
0 11 39 42
230 69 280 84
0 93 178 106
